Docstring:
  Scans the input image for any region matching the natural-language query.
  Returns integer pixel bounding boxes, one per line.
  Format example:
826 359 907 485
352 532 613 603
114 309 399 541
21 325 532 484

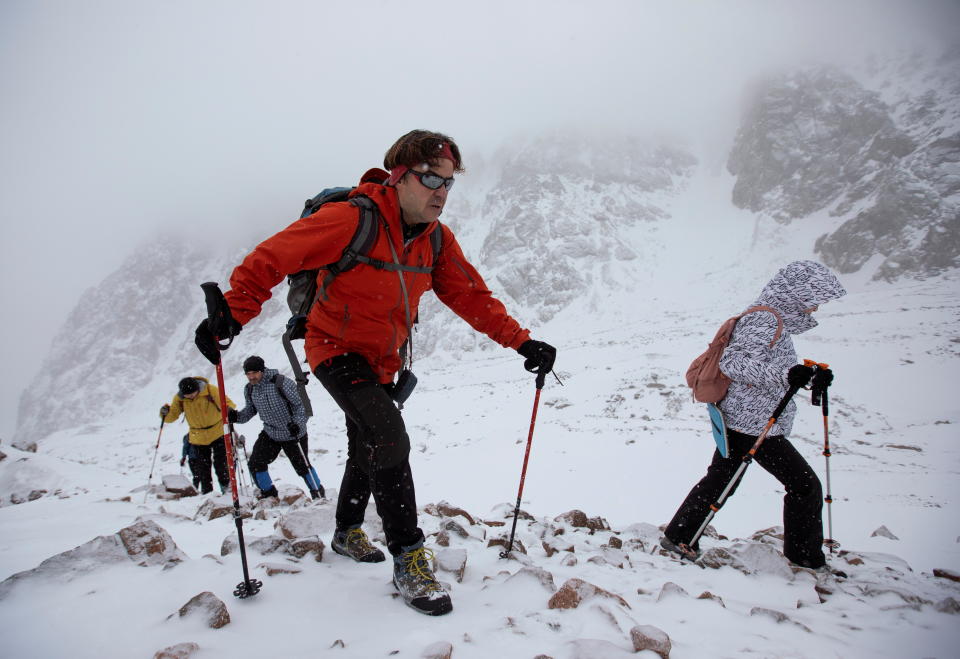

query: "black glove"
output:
517 339 557 374
811 368 834 390
787 364 816 389
160 404 171 419
194 316 242 365
180 457 186 467
288 422 301 438
227 409 238 424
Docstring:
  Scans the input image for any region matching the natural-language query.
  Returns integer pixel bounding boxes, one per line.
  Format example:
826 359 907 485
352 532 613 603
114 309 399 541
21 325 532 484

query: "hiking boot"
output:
257 486 279 500
310 485 325 500
812 564 848 579
393 543 452 616
660 536 700 561
331 527 386 563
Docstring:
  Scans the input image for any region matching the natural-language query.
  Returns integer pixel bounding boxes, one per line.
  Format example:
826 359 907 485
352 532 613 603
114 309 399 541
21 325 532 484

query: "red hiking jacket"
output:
224 169 530 383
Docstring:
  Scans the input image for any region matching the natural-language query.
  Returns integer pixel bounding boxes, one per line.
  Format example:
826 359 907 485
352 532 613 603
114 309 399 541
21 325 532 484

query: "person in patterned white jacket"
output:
228 355 325 500
662 260 847 571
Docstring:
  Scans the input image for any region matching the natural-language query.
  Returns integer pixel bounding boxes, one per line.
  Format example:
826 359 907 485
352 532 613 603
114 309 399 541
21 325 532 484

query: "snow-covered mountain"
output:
728 48 960 281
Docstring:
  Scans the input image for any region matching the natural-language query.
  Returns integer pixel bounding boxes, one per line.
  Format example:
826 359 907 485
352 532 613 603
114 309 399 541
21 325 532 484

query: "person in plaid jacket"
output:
229 355 324 500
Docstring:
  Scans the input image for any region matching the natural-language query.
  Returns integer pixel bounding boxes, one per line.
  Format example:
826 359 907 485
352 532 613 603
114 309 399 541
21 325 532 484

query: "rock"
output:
195 499 247 522
275 506 335 540
330 639 345 648
436 500 476 525
560 553 577 567
934 597 960 614
440 518 470 539
177 591 230 629
434 530 450 547
118 519 188 567
607 536 622 549
12 439 37 453
289 537 325 561
871 525 899 540
553 510 609 532
249 535 291 555
730 542 795 579
693 546 735 569
749 607 812 633
656 582 689 602
630 624 672 658
153 642 200 659
696 591 725 607
548 577 630 610
27 489 48 501
434 548 467 583
933 568 960 583
0 450 6 462
421 640 453 659
257 562 302 576
487 536 526 554
162 474 198 497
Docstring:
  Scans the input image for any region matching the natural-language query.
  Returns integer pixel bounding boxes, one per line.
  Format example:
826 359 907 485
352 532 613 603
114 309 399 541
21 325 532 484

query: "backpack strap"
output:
281 331 314 417
273 373 294 416
740 305 784 348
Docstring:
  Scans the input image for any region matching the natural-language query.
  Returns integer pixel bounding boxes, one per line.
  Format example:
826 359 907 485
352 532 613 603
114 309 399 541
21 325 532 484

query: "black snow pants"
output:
247 430 311 477
664 429 826 568
314 353 422 556
193 436 230 494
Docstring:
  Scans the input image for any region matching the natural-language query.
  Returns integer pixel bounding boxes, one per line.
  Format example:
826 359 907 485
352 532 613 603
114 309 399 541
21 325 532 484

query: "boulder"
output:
421 641 453 659
153 642 200 659
434 548 467 583
161 474 197 497
177 591 230 629
630 624 672 658
548 578 630 610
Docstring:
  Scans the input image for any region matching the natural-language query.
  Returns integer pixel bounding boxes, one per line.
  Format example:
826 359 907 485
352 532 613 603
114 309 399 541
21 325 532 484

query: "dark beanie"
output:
178 377 200 396
243 355 265 373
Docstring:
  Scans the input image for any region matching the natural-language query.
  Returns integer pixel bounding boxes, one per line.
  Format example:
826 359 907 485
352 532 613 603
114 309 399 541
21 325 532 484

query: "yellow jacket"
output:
163 377 235 446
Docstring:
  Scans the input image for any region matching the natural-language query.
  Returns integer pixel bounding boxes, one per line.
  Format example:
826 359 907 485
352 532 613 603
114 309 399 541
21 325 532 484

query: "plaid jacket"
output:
234 368 307 442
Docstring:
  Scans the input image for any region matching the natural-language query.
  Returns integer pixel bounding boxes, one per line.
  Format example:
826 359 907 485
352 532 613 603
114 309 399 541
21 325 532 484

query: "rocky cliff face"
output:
728 48 960 280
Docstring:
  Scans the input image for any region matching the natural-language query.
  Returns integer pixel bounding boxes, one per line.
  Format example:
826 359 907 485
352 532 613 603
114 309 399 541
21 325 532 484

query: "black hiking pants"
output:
314 353 422 556
664 429 826 568
193 436 230 494
247 430 311 477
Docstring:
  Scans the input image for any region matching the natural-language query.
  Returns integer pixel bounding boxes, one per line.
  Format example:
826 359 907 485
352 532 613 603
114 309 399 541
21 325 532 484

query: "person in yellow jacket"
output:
160 376 236 494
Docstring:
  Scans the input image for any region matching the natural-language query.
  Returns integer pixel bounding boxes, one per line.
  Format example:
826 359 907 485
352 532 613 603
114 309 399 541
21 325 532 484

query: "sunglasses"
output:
407 169 455 191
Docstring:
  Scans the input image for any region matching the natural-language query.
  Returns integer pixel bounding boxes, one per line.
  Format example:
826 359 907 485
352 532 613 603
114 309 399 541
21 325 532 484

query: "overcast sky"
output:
1 0 957 439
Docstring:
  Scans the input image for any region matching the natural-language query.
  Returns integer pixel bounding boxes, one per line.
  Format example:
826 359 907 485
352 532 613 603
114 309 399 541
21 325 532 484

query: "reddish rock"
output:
548 577 630 610
933 568 960 583
153 642 200 659
178 591 230 629
437 501 476 525
630 624 672 658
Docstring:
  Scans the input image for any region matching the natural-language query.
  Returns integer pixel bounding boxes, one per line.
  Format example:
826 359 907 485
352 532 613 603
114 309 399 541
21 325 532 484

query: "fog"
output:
1 0 956 439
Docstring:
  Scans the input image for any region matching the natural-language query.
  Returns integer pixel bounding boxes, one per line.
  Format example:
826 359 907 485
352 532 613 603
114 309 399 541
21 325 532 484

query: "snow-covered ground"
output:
1 263 957 658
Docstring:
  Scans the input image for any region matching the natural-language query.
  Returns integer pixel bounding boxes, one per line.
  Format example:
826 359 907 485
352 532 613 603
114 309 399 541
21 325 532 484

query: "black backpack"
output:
281 187 444 414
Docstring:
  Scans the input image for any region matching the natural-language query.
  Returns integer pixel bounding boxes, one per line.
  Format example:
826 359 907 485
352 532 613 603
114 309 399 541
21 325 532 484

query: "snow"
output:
1 262 958 658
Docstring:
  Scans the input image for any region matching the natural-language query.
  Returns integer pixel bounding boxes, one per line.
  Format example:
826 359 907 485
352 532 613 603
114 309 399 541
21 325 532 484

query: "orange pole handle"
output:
803 358 829 370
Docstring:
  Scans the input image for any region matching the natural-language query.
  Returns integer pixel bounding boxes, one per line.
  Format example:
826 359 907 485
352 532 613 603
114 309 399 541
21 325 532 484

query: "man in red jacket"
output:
196 130 556 616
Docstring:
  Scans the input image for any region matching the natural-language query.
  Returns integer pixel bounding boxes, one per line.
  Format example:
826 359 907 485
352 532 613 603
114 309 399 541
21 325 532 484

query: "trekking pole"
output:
805 359 839 553
143 420 166 503
500 367 549 559
228 423 250 498
201 282 262 599
677 383 803 561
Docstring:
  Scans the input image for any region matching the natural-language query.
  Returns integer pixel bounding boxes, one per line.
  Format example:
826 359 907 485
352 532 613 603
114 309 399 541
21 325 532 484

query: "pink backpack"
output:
685 306 783 403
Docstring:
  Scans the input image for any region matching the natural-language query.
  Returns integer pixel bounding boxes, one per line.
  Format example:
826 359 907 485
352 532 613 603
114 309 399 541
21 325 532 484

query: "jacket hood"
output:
754 260 846 334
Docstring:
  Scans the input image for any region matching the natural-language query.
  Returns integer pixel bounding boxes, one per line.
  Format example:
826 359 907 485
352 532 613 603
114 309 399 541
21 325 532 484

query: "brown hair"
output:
383 130 464 173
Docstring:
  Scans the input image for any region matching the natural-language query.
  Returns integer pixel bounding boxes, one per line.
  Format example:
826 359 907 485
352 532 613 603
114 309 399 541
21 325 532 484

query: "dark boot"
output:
392 541 452 616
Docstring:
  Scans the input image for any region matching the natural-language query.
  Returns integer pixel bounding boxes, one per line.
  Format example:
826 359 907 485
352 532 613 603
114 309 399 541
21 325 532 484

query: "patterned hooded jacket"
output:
234 368 307 442
718 261 846 437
